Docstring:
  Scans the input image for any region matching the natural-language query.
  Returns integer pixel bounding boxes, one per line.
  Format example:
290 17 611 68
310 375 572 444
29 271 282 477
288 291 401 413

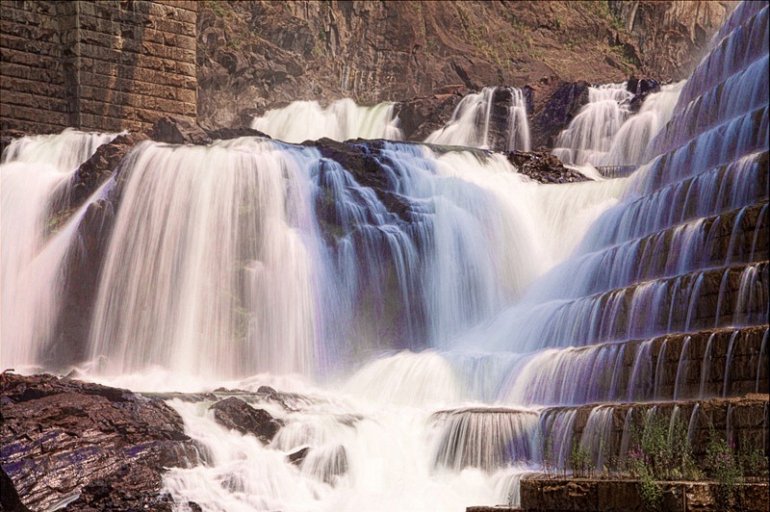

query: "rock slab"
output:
0 372 200 512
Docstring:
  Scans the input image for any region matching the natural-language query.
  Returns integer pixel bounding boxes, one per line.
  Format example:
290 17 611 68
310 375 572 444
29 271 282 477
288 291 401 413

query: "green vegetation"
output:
544 410 769 510
705 431 742 507
570 443 594 478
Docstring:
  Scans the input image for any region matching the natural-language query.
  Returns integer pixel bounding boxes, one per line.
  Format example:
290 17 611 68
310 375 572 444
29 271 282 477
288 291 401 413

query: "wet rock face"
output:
530 81 590 150
149 115 211 145
507 150 590 184
68 132 149 209
0 373 200 512
395 86 469 141
209 397 283 443
626 77 661 112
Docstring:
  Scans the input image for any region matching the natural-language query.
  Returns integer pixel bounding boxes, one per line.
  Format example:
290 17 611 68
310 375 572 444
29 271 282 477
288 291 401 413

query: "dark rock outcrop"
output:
626 76 661 112
395 86 469 141
309 138 415 222
67 132 148 210
0 465 30 512
209 397 283 443
530 81 590 150
287 447 310 466
149 115 212 145
507 150 589 184
0 373 200 512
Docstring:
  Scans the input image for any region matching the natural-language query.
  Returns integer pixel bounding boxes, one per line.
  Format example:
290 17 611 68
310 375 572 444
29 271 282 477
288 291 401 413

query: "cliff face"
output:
609 0 736 81
197 0 733 130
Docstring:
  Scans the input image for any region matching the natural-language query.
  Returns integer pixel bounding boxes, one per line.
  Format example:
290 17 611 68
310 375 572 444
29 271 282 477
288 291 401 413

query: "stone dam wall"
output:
0 0 197 134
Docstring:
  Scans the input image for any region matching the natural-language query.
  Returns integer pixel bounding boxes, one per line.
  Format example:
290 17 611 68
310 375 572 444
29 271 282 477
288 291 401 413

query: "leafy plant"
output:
628 449 663 512
705 431 743 506
570 443 594 478
738 439 769 478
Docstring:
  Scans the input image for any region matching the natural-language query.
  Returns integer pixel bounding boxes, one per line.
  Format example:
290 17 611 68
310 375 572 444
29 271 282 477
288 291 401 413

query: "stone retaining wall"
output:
518 478 769 512
0 0 197 134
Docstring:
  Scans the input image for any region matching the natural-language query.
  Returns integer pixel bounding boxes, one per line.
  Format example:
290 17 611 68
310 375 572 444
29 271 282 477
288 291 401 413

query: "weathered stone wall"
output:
0 0 197 134
0 1 70 134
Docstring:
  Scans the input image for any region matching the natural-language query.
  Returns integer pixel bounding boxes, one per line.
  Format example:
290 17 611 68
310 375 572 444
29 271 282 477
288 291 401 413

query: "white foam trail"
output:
251 99 402 143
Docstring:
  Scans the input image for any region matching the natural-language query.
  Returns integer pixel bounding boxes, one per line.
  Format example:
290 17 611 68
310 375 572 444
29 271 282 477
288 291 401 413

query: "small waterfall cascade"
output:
1 130 118 368
251 98 402 143
553 80 686 168
425 86 531 151
2 2 768 511
602 81 686 166
552 83 634 165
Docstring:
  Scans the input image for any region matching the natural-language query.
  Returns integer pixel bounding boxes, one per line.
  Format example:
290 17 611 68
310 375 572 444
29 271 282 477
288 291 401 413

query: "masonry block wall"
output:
0 0 197 134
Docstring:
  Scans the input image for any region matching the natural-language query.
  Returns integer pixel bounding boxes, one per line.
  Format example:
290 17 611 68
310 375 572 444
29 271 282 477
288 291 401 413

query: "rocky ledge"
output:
0 372 202 512
507 150 589 184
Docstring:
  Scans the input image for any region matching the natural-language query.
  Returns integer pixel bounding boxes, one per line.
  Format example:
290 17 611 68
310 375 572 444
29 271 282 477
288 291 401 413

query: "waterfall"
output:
251 99 402 143
0 130 117 368
2 1 767 510
552 83 634 165
553 81 685 167
425 86 531 151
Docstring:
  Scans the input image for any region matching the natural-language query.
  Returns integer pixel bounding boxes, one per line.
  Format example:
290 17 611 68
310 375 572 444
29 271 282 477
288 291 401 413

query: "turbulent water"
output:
1 2 768 511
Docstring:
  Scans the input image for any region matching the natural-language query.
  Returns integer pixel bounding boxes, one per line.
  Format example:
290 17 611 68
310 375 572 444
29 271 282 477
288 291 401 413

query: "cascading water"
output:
87 139 622 379
2 2 768 510
1 129 118 368
552 83 634 165
251 99 402 143
553 80 686 168
425 86 531 151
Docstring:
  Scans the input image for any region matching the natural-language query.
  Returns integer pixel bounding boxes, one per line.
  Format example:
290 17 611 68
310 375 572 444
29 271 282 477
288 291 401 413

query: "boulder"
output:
287 446 310 466
68 132 149 210
0 373 200 512
209 397 283 443
507 150 589 184
627 76 661 112
149 116 211 145
395 87 469 141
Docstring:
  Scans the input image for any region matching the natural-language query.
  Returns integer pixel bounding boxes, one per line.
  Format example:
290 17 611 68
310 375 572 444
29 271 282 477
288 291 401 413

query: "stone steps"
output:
575 201 768 298
535 260 768 348
507 325 769 406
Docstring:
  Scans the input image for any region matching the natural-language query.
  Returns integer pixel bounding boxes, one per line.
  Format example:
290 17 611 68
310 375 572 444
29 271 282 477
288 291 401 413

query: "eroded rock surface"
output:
0 373 200 512
209 396 283 443
508 150 589 184
197 1 732 130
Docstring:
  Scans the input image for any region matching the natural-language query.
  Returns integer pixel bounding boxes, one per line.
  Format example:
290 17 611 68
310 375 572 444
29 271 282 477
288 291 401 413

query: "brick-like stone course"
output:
0 0 197 134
